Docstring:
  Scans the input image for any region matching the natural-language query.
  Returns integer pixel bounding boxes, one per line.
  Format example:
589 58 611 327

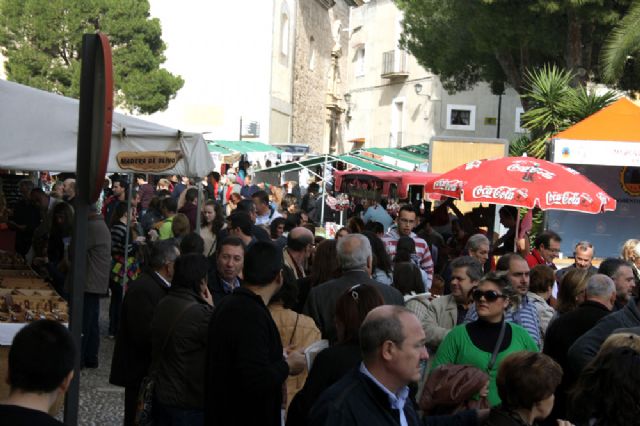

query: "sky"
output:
145 0 274 138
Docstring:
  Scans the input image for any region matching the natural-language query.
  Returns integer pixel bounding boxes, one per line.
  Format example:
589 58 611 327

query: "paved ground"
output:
56 298 125 425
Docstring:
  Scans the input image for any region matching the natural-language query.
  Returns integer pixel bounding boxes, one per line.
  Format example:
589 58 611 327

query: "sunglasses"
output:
472 289 507 303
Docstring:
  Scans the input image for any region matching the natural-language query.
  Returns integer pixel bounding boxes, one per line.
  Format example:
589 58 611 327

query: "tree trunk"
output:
566 9 585 85
494 48 523 93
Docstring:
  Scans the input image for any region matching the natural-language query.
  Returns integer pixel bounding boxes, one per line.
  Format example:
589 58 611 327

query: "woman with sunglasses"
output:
430 272 539 407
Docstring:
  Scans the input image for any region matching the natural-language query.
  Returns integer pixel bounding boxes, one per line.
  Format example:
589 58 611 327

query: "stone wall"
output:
292 0 351 154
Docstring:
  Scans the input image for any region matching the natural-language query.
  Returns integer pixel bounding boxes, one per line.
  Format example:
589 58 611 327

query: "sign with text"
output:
116 151 183 172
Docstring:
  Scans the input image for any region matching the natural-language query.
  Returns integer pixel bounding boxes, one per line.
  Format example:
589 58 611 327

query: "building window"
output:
280 2 290 57
355 46 365 77
309 36 316 70
515 107 526 133
446 104 476 131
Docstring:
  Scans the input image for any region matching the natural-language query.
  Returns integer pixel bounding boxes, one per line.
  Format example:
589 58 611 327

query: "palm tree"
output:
601 0 640 84
517 65 618 158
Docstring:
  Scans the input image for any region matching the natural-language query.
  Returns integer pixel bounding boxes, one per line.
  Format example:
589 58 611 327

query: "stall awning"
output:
209 140 283 154
361 147 428 165
255 153 403 174
552 98 640 166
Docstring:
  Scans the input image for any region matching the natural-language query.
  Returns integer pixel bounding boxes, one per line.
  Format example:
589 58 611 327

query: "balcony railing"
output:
381 50 408 79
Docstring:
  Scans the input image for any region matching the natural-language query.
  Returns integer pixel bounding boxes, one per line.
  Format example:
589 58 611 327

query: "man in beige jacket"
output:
423 256 482 352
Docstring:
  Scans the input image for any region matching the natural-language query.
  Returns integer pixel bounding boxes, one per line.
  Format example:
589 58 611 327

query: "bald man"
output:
284 227 315 281
309 306 479 426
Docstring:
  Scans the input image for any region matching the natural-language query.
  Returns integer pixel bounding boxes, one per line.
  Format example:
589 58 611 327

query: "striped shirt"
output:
382 227 434 288
464 295 542 347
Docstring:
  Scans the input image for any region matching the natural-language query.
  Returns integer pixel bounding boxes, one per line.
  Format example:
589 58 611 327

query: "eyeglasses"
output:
471 289 507 303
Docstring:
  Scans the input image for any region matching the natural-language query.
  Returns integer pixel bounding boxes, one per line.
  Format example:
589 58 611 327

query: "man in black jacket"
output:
542 274 615 424
207 237 244 305
109 240 179 426
304 233 404 343
205 242 306 426
309 305 478 426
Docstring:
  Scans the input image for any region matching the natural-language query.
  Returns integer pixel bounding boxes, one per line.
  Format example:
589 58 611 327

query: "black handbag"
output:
134 302 197 426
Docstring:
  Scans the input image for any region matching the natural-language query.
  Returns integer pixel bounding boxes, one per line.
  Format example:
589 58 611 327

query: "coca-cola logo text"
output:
545 191 590 206
433 179 462 192
472 185 528 201
506 163 555 179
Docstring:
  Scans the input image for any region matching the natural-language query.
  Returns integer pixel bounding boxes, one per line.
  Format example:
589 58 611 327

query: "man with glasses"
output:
525 231 562 270
382 205 434 289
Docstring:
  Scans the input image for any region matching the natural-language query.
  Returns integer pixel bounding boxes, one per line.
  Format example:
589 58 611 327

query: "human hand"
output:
201 285 214 306
556 421 575 426
285 349 306 376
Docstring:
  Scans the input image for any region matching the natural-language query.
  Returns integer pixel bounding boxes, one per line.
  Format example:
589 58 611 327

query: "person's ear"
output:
59 370 74 394
381 340 396 361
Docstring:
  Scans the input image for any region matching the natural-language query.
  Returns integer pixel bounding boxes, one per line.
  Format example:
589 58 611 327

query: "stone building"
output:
291 0 361 154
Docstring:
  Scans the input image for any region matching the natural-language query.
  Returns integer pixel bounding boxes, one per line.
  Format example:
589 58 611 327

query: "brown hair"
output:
335 284 384 344
310 239 339 286
557 268 592 314
529 264 555 294
171 213 191 238
497 351 562 410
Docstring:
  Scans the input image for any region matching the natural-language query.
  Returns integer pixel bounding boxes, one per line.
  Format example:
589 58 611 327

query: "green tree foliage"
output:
0 0 184 114
396 0 632 94
601 0 640 92
518 65 618 158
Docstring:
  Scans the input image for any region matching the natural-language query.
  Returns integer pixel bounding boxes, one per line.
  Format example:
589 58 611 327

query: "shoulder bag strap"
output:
487 320 507 371
288 313 300 346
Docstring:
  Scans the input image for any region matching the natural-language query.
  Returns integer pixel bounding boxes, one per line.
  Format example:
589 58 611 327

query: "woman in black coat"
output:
150 253 213 426
286 284 384 426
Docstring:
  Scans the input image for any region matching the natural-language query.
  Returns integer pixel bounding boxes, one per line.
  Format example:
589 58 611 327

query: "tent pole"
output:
320 154 327 226
196 179 203 233
121 173 134 290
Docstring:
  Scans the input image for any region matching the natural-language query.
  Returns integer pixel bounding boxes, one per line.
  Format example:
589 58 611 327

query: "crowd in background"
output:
2 169 640 426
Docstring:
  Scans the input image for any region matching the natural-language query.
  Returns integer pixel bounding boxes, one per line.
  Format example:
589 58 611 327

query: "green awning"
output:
209 140 283 154
255 153 403 174
363 147 428 165
207 143 235 155
400 143 429 158
338 154 403 171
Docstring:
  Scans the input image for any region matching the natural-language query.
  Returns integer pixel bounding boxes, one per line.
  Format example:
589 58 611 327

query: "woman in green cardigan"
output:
431 272 539 407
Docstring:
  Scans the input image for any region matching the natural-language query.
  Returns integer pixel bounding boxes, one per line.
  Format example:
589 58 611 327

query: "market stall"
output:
0 79 214 177
549 98 640 257
334 170 440 203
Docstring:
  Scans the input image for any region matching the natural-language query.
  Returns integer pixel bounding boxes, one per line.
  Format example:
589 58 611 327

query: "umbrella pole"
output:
513 208 521 254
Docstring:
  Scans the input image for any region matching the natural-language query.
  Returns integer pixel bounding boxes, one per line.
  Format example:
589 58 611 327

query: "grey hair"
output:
360 306 413 361
148 240 179 270
450 256 483 282
575 240 594 255
466 233 490 252
586 274 616 298
337 233 372 271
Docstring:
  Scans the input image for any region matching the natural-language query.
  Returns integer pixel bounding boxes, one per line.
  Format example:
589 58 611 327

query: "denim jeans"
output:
153 401 204 426
81 293 101 367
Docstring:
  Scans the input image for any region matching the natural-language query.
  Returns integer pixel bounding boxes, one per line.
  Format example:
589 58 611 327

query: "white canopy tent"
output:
0 79 214 177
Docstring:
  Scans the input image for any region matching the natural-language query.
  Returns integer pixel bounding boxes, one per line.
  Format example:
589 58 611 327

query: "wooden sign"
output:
116 150 183 172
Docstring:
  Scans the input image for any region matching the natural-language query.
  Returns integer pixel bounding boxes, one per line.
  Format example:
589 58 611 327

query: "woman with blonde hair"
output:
621 238 640 285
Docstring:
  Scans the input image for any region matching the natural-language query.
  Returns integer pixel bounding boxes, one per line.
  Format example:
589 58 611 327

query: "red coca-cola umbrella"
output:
425 157 616 213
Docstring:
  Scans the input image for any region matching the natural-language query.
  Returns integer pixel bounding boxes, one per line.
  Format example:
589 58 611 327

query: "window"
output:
309 37 316 70
280 2 290 57
515 107 526 133
355 45 365 77
446 104 476 131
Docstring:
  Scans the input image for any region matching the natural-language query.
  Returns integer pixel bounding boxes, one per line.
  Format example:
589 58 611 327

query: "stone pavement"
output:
55 298 125 425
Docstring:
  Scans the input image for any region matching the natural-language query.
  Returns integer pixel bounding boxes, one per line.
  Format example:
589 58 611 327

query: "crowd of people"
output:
2 171 640 426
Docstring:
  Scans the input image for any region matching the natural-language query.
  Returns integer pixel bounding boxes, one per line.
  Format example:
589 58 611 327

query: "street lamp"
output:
414 83 423 95
344 93 352 124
